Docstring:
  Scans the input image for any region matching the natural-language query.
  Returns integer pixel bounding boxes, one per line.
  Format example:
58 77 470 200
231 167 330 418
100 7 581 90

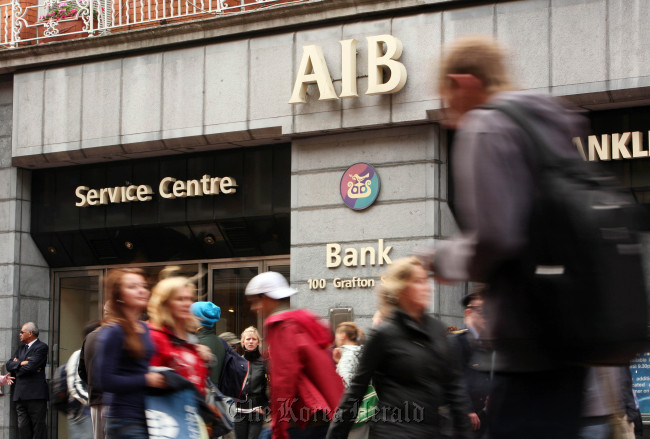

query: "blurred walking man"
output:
6 322 49 439
427 35 587 438
245 271 344 439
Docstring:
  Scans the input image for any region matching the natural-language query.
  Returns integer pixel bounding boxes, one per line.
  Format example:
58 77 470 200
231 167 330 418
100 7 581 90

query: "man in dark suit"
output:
451 290 491 439
6 322 49 439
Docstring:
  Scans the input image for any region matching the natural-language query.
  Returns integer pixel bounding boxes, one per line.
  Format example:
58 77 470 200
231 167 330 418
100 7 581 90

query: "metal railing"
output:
0 0 304 48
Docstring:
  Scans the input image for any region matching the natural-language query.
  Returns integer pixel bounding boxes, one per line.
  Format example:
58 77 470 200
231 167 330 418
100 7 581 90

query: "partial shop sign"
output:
630 352 650 420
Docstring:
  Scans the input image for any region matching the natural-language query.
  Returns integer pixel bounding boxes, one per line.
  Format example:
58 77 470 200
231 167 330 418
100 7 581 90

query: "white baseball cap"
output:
245 271 297 300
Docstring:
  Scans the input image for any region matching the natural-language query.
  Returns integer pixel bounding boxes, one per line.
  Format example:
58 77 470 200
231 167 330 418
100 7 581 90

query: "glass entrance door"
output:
209 258 289 345
52 270 102 439
211 265 259 339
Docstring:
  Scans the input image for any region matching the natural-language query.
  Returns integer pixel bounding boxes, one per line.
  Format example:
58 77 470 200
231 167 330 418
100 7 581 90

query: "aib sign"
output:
340 163 380 210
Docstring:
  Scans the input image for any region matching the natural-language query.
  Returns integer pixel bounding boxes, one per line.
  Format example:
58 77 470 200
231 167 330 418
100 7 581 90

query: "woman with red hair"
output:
95 268 166 439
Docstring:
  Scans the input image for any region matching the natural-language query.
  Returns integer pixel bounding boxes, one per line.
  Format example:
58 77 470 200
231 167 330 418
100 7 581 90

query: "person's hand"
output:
20 360 28 366
332 347 341 364
196 344 213 363
12 358 18 362
468 412 480 431
3 373 13 386
145 372 167 389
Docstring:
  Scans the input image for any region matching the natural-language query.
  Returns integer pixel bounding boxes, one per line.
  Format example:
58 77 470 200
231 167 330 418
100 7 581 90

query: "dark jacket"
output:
196 326 225 386
450 330 490 438
95 322 153 420
6 338 49 401
433 92 586 372
78 326 104 407
237 348 268 410
327 310 471 439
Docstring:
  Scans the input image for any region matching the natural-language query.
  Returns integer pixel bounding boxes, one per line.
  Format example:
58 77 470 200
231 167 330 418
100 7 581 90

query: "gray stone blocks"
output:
290 124 462 322
12 0 650 166
551 0 607 88
81 60 123 149
19 266 50 299
0 234 15 265
442 4 495 42
293 201 433 245
608 0 650 81
204 40 249 131
162 47 205 140
0 201 16 232
391 13 442 115
43 66 83 151
496 0 550 91
122 53 164 145
249 33 294 123
18 299 50 332
13 71 44 159
292 126 438 172
19 233 47 267
293 24 343 134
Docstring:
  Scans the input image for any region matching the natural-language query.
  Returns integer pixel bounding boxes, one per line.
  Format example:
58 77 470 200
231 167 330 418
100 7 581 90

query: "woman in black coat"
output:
235 326 268 439
327 257 472 439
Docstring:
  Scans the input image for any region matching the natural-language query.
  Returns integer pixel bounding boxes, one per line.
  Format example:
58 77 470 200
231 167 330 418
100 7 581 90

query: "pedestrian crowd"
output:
5 33 648 439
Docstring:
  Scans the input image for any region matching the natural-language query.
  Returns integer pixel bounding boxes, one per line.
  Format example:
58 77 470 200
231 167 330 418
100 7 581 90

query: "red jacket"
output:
148 325 209 395
265 309 344 439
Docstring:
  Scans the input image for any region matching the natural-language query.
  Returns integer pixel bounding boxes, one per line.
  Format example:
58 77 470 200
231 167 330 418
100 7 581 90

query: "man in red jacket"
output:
245 271 344 439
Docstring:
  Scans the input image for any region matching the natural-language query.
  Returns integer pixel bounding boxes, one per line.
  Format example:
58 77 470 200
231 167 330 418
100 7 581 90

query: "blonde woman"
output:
148 276 212 394
327 257 471 439
235 326 268 439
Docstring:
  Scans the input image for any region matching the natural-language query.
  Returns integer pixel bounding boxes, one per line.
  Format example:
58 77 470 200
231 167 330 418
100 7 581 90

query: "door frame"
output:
207 255 290 339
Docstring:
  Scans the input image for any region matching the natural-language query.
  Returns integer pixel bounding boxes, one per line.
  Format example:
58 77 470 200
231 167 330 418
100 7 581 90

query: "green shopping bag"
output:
353 384 378 427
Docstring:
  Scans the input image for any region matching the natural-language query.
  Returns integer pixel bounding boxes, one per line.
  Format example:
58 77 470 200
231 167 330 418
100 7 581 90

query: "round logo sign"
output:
340 163 380 210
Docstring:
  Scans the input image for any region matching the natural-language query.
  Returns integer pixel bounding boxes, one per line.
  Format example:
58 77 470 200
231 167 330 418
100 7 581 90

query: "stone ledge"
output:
0 0 503 74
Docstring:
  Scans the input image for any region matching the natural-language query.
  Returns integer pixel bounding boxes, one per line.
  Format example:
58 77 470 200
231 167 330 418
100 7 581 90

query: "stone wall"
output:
0 77 50 439
290 125 465 331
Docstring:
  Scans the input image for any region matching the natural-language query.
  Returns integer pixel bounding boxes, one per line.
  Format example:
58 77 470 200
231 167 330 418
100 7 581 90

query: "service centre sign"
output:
75 174 237 207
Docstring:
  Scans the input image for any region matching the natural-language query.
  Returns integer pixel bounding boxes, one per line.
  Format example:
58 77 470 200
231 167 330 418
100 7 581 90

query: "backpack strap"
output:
481 100 562 168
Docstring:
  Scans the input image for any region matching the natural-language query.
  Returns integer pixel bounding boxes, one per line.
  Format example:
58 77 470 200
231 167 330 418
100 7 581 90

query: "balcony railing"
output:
0 0 304 48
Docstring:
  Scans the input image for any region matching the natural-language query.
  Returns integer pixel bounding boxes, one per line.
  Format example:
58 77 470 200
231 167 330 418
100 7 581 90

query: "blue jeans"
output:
68 414 93 439
105 417 148 439
578 421 612 439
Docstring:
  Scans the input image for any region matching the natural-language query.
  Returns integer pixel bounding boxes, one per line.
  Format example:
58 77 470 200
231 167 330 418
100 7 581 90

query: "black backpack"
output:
486 100 649 365
51 362 84 416
51 363 70 412
217 339 249 400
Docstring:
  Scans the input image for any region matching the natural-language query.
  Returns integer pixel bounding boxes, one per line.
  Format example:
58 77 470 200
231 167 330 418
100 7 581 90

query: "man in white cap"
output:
245 272 344 439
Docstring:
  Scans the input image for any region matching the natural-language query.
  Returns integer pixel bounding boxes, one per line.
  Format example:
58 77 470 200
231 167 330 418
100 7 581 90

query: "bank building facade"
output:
0 0 649 436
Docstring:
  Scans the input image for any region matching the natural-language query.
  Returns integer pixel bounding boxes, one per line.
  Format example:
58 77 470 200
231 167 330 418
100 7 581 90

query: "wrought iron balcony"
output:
0 0 304 47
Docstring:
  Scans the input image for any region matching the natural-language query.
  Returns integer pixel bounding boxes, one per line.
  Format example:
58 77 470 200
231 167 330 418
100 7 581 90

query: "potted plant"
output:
39 0 103 41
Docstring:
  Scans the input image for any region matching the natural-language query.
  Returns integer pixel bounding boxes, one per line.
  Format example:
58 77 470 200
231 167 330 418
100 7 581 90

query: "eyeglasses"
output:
19 330 29 334
467 305 484 314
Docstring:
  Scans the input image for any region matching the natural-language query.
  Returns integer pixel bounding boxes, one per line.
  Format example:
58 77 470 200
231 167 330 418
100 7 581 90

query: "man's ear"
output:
446 73 483 92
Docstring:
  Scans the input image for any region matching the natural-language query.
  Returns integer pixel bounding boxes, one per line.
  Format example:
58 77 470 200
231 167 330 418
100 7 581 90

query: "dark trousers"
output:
287 425 329 439
234 413 265 439
16 399 47 439
486 367 586 439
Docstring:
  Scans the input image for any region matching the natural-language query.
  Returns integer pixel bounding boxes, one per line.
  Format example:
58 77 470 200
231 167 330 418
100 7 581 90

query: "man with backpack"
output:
424 35 646 438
